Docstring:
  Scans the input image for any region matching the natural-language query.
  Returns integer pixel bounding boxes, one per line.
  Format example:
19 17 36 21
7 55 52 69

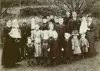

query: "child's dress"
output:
71 38 81 54
80 37 89 53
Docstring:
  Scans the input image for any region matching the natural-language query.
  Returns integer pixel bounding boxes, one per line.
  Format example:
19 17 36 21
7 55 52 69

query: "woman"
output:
2 19 21 67
86 16 97 57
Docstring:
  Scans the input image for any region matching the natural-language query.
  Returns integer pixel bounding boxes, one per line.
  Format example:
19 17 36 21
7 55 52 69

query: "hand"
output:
61 48 64 51
47 48 50 52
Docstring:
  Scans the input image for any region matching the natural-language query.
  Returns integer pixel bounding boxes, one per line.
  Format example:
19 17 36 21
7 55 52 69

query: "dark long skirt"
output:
86 31 97 57
2 37 21 66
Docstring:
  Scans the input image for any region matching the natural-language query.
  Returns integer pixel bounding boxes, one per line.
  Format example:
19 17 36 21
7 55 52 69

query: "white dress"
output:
72 38 81 54
79 17 88 34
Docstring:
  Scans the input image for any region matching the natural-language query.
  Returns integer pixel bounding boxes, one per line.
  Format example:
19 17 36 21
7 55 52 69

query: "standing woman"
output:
86 16 97 57
1 20 12 67
2 19 21 67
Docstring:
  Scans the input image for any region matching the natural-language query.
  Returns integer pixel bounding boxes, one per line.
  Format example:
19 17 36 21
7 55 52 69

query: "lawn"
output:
0 41 100 71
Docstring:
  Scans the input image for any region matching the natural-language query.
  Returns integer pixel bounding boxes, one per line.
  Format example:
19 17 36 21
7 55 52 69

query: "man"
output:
67 12 81 34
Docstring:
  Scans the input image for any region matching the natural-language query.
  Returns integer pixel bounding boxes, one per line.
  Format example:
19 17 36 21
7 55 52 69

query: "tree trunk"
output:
0 0 2 15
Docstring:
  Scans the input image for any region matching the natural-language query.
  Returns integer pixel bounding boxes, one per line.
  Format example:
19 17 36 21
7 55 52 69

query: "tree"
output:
54 0 97 14
0 0 9 18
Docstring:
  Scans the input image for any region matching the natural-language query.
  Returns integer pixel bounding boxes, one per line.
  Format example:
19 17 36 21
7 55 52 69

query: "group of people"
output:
1 11 97 68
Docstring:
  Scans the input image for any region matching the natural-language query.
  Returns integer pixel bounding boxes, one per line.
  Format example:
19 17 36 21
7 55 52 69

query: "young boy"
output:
48 31 60 66
25 37 35 67
63 33 73 64
80 34 89 58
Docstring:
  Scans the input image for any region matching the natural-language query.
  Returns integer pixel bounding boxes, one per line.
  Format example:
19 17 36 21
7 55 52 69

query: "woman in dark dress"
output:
55 17 66 59
2 19 21 67
86 16 97 57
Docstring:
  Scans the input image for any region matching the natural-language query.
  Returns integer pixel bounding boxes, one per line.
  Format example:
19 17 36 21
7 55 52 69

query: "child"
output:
80 34 89 58
63 33 73 64
25 37 35 67
48 31 60 66
31 24 42 65
71 30 81 60
41 29 49 67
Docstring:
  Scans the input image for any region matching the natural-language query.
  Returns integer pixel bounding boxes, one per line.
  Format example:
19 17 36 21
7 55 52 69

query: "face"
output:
72 12 77 17
66 12 70 17
35 24 40 30
59 18 64 25
50 15 54 19
6 20 12 27
87 17 92 22
65 33 70 40
43 19 48 23
12 19 19 28
81 34 86 38
49 22 54 30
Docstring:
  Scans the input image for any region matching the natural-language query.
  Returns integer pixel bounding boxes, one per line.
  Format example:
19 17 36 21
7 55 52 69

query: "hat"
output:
72 30 79 35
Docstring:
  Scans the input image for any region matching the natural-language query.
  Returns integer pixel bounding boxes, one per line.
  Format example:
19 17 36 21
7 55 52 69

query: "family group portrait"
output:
0 0 100 71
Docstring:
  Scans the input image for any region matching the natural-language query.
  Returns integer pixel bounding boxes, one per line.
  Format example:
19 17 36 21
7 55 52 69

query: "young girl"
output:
31 24 42 65
41 28 49 66
71 30 81 60
48 23 60 66
63 33 73 64
25 37 35 67
80 34 89 58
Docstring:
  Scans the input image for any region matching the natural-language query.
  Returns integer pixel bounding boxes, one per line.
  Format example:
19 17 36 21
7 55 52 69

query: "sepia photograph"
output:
0 0 100 71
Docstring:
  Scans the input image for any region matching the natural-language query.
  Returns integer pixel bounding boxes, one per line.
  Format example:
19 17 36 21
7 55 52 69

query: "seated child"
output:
80 33 89 58
25 37 35 67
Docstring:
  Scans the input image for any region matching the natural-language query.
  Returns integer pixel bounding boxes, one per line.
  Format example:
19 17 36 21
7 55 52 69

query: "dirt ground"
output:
0 41 100 71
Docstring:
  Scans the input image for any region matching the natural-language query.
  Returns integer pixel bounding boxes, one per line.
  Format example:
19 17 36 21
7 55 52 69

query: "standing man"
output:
67 11 81 34
64 12 71 27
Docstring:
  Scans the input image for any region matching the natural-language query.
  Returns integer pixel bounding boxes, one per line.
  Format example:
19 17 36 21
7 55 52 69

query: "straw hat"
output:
72 30 79 36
